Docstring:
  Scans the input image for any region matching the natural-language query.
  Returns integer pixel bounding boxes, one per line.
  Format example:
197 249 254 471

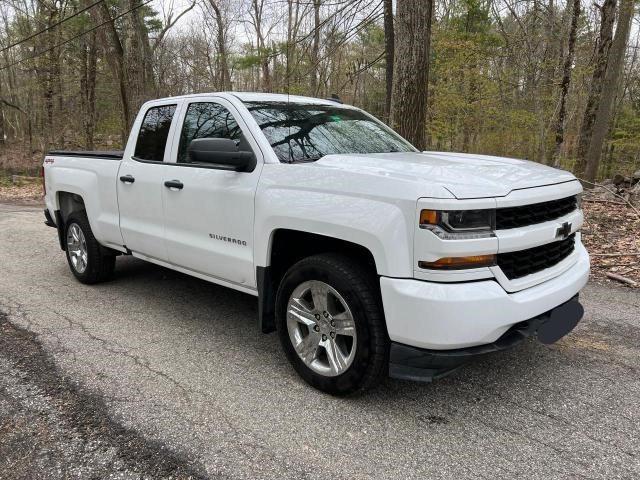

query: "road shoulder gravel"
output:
0 311 208 480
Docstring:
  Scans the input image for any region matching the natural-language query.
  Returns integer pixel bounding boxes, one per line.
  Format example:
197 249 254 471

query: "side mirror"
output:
187 138 255 172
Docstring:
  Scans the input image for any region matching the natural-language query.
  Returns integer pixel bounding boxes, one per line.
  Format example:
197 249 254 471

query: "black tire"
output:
64 211 116 284
275 253 389 395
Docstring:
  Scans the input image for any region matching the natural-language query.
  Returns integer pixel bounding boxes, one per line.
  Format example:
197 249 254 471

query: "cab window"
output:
177 102 243 164
134 104 177 162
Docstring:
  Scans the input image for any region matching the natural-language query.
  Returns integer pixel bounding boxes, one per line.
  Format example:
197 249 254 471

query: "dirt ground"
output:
0 181 43 205
581 198 640 286
0 144 42 173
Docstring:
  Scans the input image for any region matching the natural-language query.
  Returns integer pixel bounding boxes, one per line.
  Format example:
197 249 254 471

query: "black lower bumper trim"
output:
389 295 582 382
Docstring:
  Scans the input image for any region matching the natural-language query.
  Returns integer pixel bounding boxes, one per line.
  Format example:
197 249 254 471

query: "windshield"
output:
244 101 417 163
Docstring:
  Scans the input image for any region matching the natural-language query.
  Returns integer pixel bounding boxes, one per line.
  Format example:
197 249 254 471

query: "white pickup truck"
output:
43 92 589 395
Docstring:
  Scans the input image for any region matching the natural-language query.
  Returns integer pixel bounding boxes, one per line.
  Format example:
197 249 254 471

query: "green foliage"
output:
235 52 262 70
0 170 11 187
357 23 384 45
429 2 508 154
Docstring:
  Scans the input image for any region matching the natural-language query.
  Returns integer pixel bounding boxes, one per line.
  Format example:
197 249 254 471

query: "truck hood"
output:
313 151 577 199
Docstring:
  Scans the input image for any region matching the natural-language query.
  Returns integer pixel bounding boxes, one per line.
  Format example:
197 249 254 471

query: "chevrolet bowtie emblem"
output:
556 222 572 239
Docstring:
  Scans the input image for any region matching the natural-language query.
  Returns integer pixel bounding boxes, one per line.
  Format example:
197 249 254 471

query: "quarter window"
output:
134 104 177 162
178 102 243 163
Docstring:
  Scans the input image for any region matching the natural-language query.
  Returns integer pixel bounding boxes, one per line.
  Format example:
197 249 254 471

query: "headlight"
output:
419 209 495 239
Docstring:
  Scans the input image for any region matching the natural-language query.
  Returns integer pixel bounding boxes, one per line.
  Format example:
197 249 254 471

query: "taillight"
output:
41 166 46 195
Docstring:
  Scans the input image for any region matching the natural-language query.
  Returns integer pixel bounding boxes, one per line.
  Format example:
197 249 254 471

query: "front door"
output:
162 98 262 288
117 103 178 261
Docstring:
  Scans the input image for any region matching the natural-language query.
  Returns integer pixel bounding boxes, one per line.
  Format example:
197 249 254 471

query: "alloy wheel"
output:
66 223 88 274
286 280 357 377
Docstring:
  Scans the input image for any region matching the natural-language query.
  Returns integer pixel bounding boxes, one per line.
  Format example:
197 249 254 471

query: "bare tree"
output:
310 0 321 95
248 0 272 92
383 0 393 120
583 0 636 183
551 0 580 166
576 0 617 176
41 0 62 151
390 0 433 150
153 1 196 53
125 0 152 117
0 86 4 145
206 0 231 90
2 0 640 180
86 0 131 139
79 31 97 149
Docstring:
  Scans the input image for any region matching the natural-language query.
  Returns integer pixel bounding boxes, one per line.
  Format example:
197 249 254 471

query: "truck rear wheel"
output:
275 253 388 395
64 212 115 284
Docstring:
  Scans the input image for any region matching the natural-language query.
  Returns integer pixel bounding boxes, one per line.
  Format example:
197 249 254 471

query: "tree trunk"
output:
42 3 59 152
310 0 321 96
125 0 154 119
0 80 5 145
383 0 394 121
86 32 98 150
260 38 271 92
286 0 301 88
583 0 635 184
576 0 616 175
551 0 580 166
80 35 88 147
287 0 294 82
249 0 271 92
87 0 131 140
389 0 433 150
208 0 231 90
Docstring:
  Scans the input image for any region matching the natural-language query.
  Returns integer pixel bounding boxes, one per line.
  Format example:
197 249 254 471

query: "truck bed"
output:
48 150 124 160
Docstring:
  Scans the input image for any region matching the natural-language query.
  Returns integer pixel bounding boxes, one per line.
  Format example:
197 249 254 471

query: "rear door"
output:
162 97 263 288
117 102 180 261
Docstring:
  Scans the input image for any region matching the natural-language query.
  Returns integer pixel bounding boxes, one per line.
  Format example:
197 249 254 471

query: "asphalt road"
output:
1 203 639 479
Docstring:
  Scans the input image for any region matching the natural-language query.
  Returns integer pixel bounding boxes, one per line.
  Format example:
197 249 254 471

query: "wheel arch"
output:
257 228 379 334
53 191 87 251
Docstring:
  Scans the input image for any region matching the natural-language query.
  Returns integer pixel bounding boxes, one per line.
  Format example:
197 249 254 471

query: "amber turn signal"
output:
419 209 439 226
418 254 496 270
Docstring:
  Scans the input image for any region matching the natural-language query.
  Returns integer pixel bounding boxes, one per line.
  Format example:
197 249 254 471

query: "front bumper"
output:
389 295 583 382
380 242 589 351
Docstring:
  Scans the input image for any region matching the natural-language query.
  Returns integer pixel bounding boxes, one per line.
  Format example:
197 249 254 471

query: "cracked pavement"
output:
1 203 639 479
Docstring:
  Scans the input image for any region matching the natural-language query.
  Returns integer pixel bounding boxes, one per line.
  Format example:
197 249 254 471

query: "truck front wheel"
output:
64 212 115 284
275 254 389 395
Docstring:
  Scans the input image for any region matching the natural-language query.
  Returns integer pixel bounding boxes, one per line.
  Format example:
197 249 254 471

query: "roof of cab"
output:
144 91 347 107
230 92 342 106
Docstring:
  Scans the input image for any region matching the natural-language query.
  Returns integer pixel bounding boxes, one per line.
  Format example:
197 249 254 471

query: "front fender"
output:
254 188 415 277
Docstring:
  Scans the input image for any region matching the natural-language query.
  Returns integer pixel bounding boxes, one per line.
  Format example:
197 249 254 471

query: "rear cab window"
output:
134 104 177 162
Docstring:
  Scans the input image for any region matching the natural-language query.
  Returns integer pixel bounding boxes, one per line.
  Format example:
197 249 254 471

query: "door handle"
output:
119 175 135 184
164 180 184 190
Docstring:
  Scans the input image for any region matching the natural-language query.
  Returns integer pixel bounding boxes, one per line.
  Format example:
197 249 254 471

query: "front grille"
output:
496 196 577 229
498 234 575 280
